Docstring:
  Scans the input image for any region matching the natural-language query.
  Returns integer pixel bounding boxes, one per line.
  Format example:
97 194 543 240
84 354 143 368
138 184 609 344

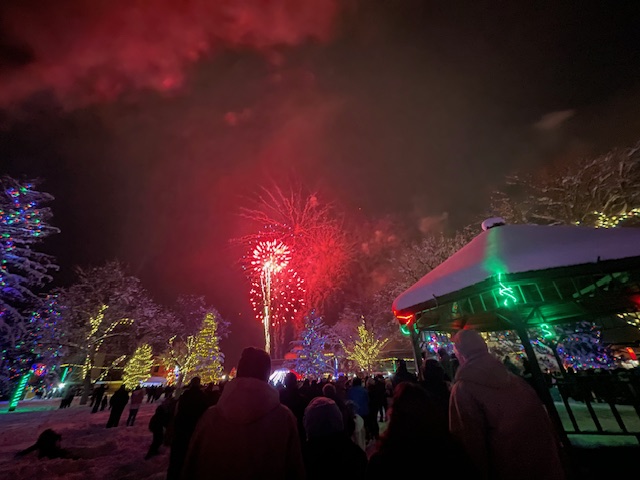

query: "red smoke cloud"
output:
0 0 340 108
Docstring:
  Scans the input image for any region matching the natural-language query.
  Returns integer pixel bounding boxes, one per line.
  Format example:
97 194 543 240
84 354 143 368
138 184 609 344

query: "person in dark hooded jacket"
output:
303 397 366 480
182 347 304 480
167 377 208 480
367 382 472 480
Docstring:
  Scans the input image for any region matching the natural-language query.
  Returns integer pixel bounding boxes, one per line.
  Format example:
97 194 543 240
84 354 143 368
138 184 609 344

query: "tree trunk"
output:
80 370 92 405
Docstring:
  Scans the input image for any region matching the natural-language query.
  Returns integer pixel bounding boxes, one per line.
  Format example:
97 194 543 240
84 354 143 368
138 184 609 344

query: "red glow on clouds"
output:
0 0 341 108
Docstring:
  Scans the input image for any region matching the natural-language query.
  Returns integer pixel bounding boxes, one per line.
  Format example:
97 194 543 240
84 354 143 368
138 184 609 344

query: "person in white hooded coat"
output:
449 329 565 480
181 347 304 480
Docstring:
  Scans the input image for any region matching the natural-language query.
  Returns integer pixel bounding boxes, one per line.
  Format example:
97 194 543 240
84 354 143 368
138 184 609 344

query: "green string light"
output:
540 323 555 339
8 373 31 412
497 273 517 307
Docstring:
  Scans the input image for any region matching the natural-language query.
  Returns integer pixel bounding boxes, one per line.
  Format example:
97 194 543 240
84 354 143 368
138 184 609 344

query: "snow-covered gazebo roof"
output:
393 224 640 331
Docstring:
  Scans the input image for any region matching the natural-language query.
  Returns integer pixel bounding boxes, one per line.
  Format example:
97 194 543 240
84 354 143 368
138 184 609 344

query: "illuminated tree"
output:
160 298 230 386
0 176 59 395
189 311 224 384
340 323 389 375
56 261 154 403
122 344 153 389
481 322 615 372
246 240 304 356
161 335 197 388
492 142 640 227
290 312 332 378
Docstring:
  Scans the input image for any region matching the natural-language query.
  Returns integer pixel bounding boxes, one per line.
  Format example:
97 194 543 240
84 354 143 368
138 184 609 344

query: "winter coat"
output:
303 433 366 480
130 389 144 408
347 385 369 417
449 353 565 480
182 377 305 480
110 387 129 410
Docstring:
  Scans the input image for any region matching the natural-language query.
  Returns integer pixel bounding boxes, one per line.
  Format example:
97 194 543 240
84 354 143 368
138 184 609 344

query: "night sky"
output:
2 1 640 366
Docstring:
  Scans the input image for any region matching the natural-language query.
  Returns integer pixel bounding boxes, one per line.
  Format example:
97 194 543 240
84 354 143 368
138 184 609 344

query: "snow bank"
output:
0 398 168 480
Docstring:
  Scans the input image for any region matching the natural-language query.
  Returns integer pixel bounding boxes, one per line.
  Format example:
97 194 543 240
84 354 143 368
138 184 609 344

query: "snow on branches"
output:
0 176 59 392
0 176 58 333
289 312 333 379
492 142 640 226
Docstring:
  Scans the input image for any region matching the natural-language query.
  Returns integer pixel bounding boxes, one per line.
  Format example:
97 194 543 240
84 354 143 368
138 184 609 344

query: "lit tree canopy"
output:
122 343 153 389
0 176 59 393
160 296 230 386
189 311 225 384
56 261 158 403
340 323 389 375
290 312 332 379
492 142 640 227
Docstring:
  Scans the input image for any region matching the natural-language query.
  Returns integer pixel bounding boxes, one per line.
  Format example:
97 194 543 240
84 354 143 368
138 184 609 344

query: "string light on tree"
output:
1 177 58 396
289 312 332 379
590 208 640 228
340 323 389 375
122 345 153 389
190 311 225 384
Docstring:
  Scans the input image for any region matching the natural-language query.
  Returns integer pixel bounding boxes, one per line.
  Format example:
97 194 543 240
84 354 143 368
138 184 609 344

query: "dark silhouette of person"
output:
437 348 455 381
421 359 450 424
203 383 221 407
367 383 474 479
166 377 208 480
322 383 354 436
392 359 417 390
59 387 75 409
100 394 108 411
91 384 107 413
16 429 77 459
106 385 129 428
182 347 304 480
126 387 144 426
146 405 167 459
303 397 366 480
280 372 307 441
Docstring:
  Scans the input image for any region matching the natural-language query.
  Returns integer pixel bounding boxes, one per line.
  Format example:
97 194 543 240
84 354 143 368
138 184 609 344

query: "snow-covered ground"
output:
1 396 637 479
0 398 168 480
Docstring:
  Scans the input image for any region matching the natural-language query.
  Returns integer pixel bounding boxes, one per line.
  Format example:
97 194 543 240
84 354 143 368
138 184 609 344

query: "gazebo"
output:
392 221 640 444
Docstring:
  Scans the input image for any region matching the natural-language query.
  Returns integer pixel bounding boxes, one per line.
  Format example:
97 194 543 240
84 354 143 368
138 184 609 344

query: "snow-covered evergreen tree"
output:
189 311 224 384
122 344 153 389
0 176 59 393
290 312 332 378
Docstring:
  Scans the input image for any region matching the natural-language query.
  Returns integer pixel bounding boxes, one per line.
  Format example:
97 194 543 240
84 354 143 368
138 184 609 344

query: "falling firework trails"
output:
249 240 304 354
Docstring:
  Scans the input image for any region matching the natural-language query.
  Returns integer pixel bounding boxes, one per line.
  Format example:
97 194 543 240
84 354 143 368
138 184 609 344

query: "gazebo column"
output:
512 320 570 448
409 328 424 381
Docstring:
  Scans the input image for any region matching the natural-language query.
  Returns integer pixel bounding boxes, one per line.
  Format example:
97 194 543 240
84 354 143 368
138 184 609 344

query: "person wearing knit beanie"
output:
303 397 344 439
302 397 366 480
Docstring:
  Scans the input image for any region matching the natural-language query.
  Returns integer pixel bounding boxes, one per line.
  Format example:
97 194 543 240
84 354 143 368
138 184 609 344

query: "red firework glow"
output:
248 240 304 356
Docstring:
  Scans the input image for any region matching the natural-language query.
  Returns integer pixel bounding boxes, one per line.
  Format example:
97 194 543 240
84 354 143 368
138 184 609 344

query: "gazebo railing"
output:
554 371 640 442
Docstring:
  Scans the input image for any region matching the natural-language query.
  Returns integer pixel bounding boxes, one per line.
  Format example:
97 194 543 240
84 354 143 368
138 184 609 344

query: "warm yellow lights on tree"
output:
122 344 153 389
340 323 389 374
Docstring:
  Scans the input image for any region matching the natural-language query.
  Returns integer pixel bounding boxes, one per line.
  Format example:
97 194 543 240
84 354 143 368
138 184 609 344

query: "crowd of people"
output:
169 332 564 479
35 330 568 479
